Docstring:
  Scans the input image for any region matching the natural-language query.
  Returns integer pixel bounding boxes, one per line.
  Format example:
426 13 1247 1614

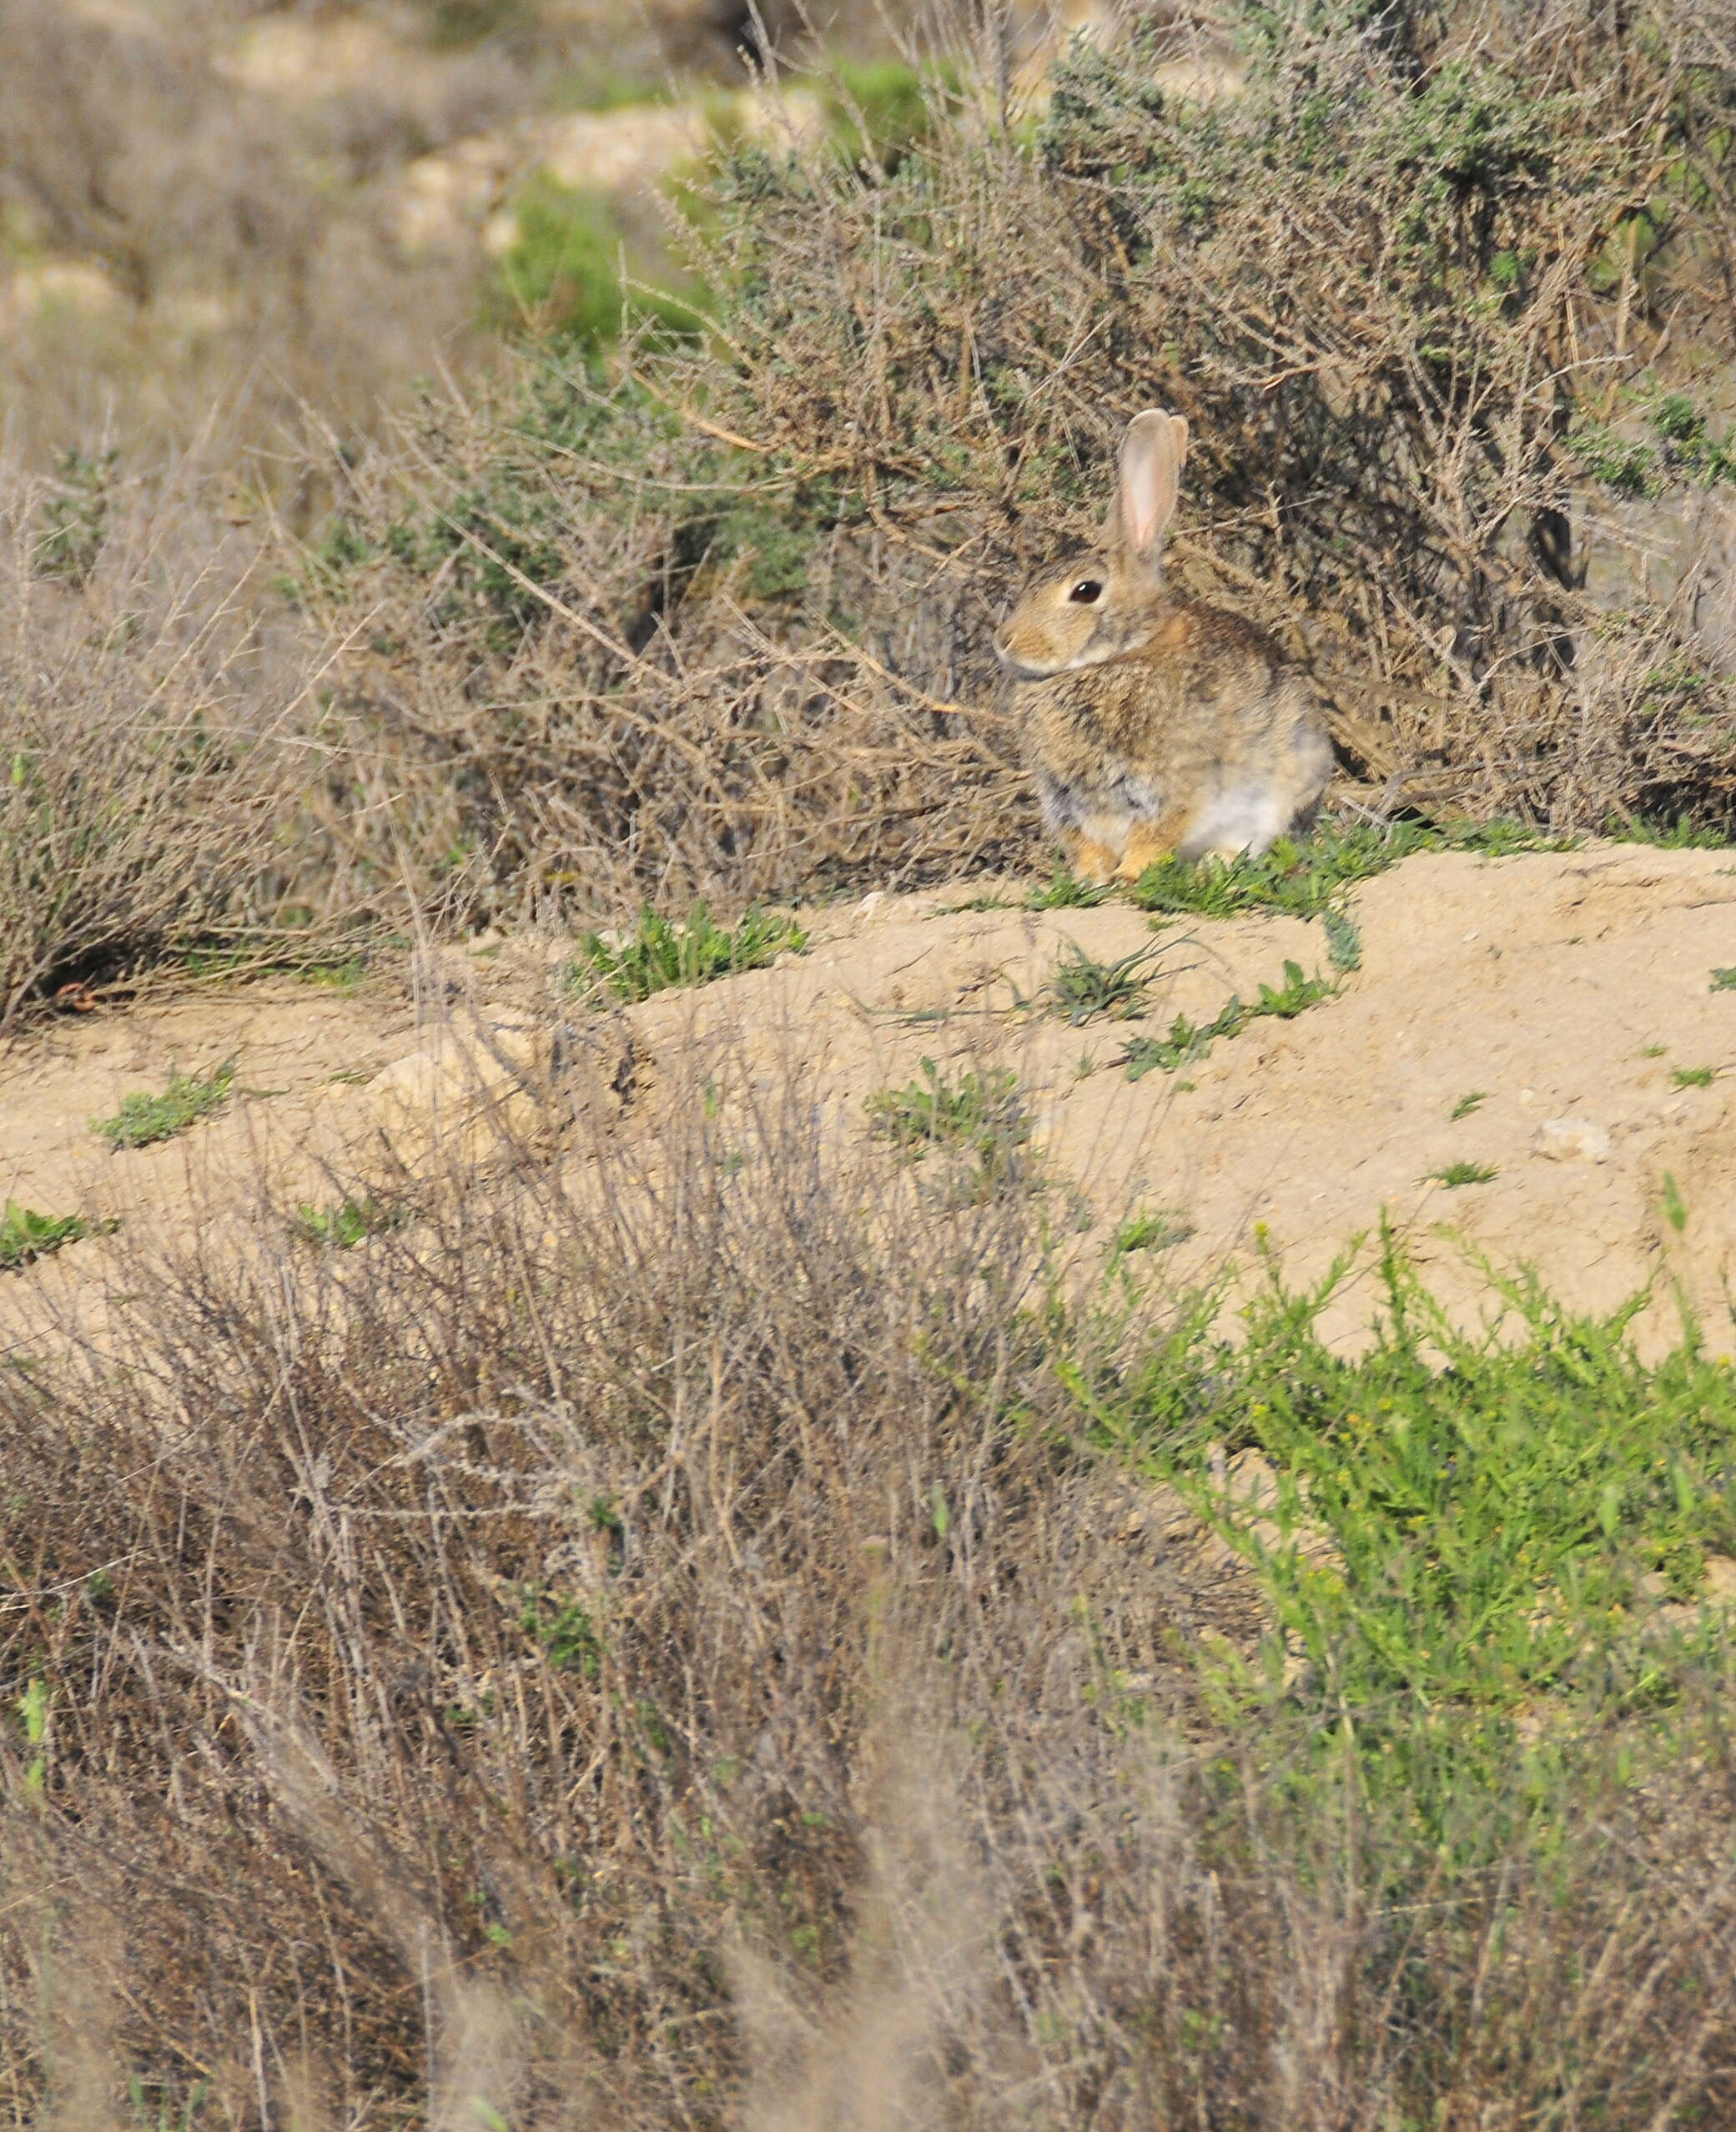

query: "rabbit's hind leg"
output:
1059 827 1122 886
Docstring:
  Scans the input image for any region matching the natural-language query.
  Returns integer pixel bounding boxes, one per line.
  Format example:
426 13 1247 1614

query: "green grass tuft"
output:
569 903 806 1004
91 1060 236 1151
1450 1090 1489 1119
1127 820 1572 927
1427 1159 1499 1188
1025 867 1115 911
1043 939 1169 1025
1109 1207 1194 1260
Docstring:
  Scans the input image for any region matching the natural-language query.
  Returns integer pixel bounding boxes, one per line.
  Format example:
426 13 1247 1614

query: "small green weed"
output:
866 1057 1025 1157
1109 1208 1194 1260
1427 1159 1498 1188
92 1060 236 1151
520 1586 603 1677
865 1057 1030 1197
570 904 806 1004
1672 1065 1718 1089
1604 811 1732 848
1026 867 1114 911
1321 907 1362 973
1118 961 1332 1080
294 1198 412 1250
34 446 117 586
1450 1090 1489 1120
1711 968 1736 992
0 1201 88 1271
1044 940 1168 1025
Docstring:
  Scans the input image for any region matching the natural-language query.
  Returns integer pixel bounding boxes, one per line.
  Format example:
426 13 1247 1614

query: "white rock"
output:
1533 1117 1613 1164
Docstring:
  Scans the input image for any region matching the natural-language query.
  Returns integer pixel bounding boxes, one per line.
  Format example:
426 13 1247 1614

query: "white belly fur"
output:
1179 781 1291 861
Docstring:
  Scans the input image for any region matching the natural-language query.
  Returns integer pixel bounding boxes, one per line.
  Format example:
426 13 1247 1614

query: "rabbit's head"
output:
994 410 1189 680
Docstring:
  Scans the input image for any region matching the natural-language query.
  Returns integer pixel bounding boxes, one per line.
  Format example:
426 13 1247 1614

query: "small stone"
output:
1533 1117 1613 1164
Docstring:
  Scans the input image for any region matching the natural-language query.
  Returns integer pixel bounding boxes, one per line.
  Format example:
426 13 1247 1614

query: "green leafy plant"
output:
1450 1090 1489 1119
569 904 806 1004
0 1201 88 1270
1321 907 1362 973
1127 821 1565 927
1710 968 1736 992
91 1059 236 1151
1671 1065 1718 1089
1119 961 1333 1080
294 1198 412 1250
34 446 117 586
1109 1239 1736 1828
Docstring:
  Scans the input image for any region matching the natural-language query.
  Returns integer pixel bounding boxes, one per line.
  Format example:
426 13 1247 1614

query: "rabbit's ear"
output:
1107 410 1187 574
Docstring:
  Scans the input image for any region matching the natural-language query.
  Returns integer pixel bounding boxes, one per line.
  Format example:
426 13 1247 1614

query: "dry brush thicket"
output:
0 465 338 1030
291 0 1736 928
8 1081 1736 2127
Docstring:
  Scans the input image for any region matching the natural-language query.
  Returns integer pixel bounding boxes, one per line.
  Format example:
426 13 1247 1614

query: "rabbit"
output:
993 408 1332 885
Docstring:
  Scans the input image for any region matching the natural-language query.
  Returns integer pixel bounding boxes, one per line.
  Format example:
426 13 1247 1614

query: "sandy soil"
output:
4 842 1735 1361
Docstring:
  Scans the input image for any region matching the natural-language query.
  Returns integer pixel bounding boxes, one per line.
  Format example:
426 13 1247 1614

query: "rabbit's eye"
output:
1069 580 1104 604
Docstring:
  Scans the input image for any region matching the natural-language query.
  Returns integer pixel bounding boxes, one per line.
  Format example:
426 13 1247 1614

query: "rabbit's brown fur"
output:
994 410 1331 883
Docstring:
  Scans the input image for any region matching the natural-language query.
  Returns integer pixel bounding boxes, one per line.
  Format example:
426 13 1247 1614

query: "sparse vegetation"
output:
9 1099 1736 2124
569 903 806 1003
1451 1089 1490 1119
1673 1064 1718 1088
1025 867 1114 911
91 1060 236 1151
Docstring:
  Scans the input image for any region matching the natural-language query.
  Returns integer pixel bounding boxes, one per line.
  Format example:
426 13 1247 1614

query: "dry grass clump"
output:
288 0 1735 928
0 459 339 1026
7 1069 1736 2124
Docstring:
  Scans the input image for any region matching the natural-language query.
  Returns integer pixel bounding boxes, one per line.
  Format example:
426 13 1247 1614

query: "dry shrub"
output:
290 371 1029 922
292 0 1736 927
0 458 335 1025
6 1058 1736 2124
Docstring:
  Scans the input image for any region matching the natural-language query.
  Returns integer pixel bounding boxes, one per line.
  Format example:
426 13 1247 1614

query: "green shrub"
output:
487 173 704 351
